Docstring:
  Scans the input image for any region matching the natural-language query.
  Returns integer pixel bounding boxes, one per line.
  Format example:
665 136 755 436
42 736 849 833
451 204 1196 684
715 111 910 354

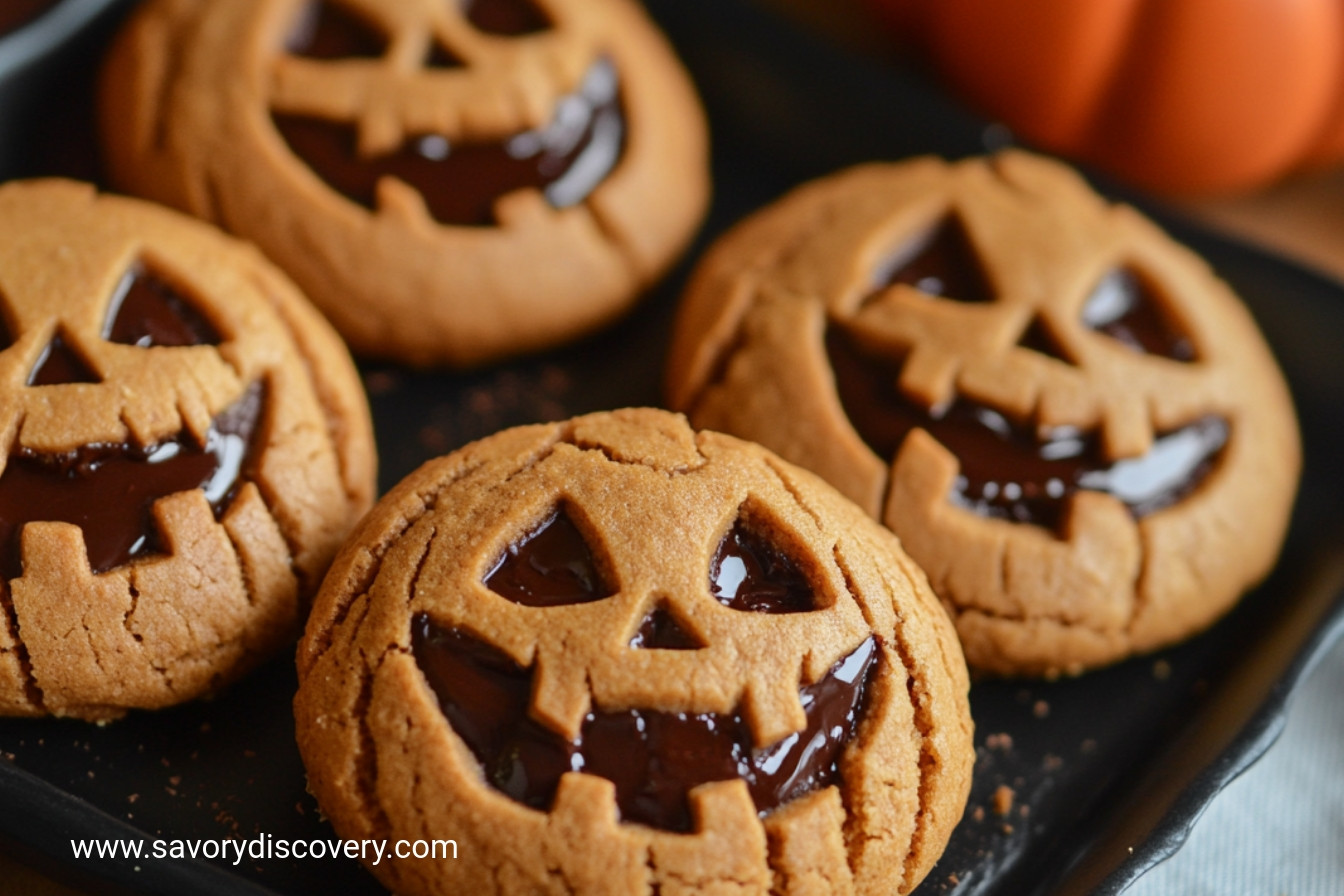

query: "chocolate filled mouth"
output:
0 383 266 579
412 613 877 833
825 327 1229 533
272 56 625 227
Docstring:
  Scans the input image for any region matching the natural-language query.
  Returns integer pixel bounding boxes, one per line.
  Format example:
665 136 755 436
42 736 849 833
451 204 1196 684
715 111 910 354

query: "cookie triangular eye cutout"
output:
629 604 704 650
0 315 12 352
27 332 99 385
1018 314 1074 364
462 0 552 36
710 516 816 614
286 0 387 58
875 215 993 303
1082 268 1197 361
484 505 614 607
104 264 221 348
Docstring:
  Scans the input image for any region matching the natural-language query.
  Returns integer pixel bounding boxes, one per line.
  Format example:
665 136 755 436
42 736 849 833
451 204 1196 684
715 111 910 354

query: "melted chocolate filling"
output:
104 264 222 348
628 605 703 650
412 614 877 832
0 0 59 36
710 520 815 613
27 333 99 386
0 384 265 579
272 56 624 227
484 507 613 607
873 216 993 305
1081 268 1197 361
464 0 552 36
285 1 386 59
825 328 1228 533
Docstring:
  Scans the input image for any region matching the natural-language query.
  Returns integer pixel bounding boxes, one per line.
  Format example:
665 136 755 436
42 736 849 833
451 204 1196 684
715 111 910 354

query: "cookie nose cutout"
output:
629 603 704 650
1017 314 1074 364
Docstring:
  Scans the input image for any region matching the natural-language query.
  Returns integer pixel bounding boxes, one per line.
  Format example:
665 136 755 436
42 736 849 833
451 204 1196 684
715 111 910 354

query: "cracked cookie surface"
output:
665 152 1301 677
295 408 972 896
0 179 376 721
99 0 709 366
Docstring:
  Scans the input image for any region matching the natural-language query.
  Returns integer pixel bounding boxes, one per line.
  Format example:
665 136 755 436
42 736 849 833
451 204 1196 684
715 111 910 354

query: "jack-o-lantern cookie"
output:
99 0 709 367
295 408 973 896
0 179 376 721
666 152 1301 677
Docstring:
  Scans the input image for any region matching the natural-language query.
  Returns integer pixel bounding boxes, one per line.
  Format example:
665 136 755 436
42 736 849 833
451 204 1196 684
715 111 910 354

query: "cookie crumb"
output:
1042 753 1063 772
992 785 1014 816
985 732 1013 751
1152 659 1172 680
1080 738 1098 754
1032 699 1050 719
972 806 985 822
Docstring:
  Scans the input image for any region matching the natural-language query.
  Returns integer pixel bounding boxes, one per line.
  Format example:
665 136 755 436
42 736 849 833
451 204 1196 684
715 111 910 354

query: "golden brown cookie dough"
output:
295 408 972 896
666 151 1301 677
0 179 376 721
100 0 709 367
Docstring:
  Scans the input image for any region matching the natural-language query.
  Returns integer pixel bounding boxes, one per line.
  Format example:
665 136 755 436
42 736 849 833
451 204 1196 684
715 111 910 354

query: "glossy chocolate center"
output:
0 384 265 579
272 56 624 227
1080 268 1196 361
874 216 993 304
104 264 222 348
628 605 703 650
826 328 1228 532
484 507 613 607
285 1 386 59
0 0 59 36
412 614 877 832
27 333 98 386
464 0 552 36
710 519 816 613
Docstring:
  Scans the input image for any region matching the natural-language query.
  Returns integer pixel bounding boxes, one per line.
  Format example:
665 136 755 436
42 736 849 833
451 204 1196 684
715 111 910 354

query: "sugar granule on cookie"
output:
666 151 1300 678
0 179 376 721
295 408 973 896
100 0 709 366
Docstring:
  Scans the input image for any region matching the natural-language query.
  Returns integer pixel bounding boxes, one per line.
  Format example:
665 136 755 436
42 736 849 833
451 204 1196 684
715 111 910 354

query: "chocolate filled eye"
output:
26 332 100 386
484 505 614 606
104 263 221 348
462 0 552 36
873 215 994 303
710 517 816 613
412 614 877 832
286 1 387 59
1082 268 1197 361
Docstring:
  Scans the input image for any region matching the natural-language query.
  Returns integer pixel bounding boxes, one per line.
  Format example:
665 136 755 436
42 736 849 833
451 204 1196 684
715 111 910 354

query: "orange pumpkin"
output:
875 0 1344 195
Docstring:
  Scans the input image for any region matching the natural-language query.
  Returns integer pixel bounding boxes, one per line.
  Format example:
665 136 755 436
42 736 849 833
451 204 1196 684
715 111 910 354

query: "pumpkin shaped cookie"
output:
666 152 1300 677
100 0 709 366
0 180 375 721
295 408 972 896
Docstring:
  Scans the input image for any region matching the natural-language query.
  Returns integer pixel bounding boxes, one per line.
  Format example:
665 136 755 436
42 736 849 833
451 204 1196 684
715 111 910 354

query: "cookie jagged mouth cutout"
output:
413 615 876 833
825 326 1228 534
274 0 625 227
0 383 265 580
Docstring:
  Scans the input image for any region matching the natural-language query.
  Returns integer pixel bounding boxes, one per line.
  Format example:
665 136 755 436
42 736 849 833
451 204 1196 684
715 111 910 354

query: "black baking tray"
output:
2 1 1343 894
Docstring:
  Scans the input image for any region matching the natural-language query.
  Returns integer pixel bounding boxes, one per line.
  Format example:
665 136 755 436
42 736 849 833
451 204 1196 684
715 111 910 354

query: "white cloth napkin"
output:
1124 636 1344 895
